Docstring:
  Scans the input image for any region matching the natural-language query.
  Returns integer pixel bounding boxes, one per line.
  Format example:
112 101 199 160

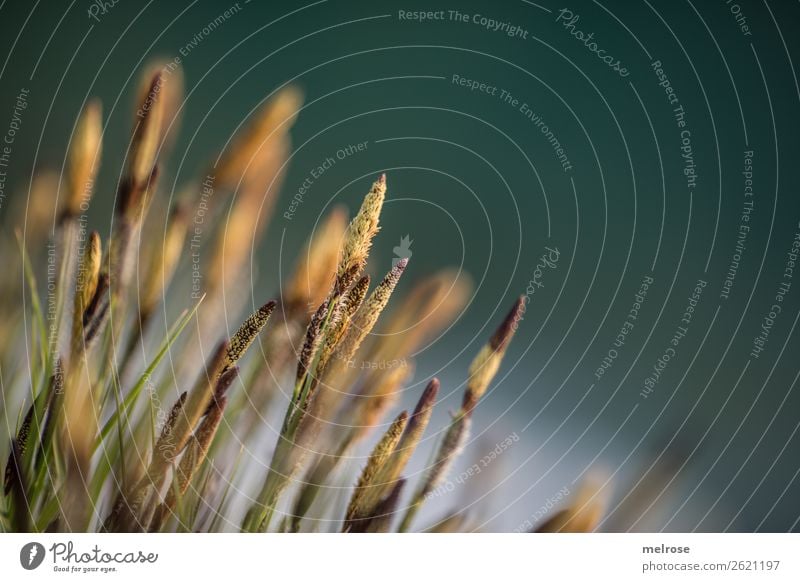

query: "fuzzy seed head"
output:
421 414 471 499
157 341 228 471
216 86 302 188
365 378 439 514
295 298 328 385
158 392 187 444
318 275 370 371
335 258 408 364
67 99 102 215
285 206 347 312
82 273 110 346
137 60 184 150
462 296 525 414
224 300 277 370
130 73 164 189
361 478 406 533
336 175 386 284
344 410 408 529
175 387 229 496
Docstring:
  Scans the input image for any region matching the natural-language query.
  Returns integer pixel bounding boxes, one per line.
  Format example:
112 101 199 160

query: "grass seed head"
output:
295 298 328 385
284 206 348 313
224 300 277 371
362 378 439 518
67 99 102 217
362 478 406 533
216 86 302 188
81 272 110 346
335 258 408 365
462 295 525 415
335 175 386 286
318 275 371 372
137 60 184 155
344 410 408 530
174 367 238 498
129 72 164 192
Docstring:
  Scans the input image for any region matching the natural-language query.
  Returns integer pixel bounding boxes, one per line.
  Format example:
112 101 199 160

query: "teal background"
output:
1 0 799 531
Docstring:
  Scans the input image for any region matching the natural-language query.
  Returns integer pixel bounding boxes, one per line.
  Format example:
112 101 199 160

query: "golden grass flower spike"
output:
204 134 289 312
351 378 439 527
343 410 408 532
108 71 164 305
374 379 438 493
280 176 388 435
362 478 406 533
109 166 159 303
81 273 110 346
284 206 347 313
335 174 386 291
215 86 303 189
128 72 164 195
462 295 525 415
136 60 184 157
66 99 102 218
317 274 370 374
307 260 408 426
334 257 409 366
224 300 277 371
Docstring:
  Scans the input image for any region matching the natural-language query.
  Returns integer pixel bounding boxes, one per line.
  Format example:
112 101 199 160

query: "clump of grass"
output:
0 66 602 534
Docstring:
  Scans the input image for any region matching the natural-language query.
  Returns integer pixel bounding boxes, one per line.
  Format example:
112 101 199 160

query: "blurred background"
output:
1 0 799 531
